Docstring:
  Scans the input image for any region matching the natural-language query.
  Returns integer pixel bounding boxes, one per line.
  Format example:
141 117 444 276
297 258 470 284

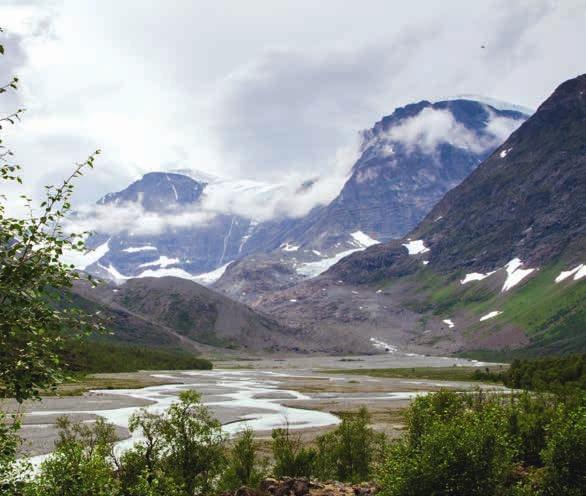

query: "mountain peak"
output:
537 73 586 112
97 171 205 210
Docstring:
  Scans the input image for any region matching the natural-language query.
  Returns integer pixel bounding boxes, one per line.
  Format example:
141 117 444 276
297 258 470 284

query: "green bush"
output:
314 407 386 482
271 425 316 478
220 427 267 491
506 392 558 466
63 340 213 374
25 417 120 496
377 389 586 496
0 411 28 495
378 392 515 496
504 354 586 393
121 390 226 495
540 406 586 495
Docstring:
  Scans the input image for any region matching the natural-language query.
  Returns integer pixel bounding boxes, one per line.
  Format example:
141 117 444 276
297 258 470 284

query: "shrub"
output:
121 390 226 496
539 406 586 495
159 390 226 494
271 424 316 478
378 391 516 496
0 411 28 495
25 416 119 496
220 427 267 491
314 407 386 482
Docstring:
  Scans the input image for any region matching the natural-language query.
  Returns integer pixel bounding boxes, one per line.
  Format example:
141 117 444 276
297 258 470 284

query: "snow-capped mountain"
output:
213 99 528 302
76 99 527 289
81 172 256 282
256 74 586 357
283 99 527 247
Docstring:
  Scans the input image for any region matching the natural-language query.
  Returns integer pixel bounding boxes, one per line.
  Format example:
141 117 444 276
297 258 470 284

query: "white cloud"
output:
66 201 216 236
0 0 584 218
384 107 523 155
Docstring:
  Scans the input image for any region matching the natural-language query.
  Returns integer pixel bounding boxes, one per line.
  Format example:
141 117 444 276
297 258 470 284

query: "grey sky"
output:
0 0 584 214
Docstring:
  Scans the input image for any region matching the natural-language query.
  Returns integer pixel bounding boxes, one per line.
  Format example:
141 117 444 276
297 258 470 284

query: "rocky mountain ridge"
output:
72 275 310 354
77 100 526 295
254 74 586 357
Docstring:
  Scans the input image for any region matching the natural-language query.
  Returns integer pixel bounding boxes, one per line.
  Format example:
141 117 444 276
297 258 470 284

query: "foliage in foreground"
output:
2 388 584 495
0 28 105 403
377 390 586 496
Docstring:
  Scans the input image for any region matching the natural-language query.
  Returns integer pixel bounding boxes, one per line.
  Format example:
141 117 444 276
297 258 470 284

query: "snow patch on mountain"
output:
370 337 398 353
193 262 233 286
502 258 536 292
350 231 379 248
402 239 430 255
122 245 157 253
480 311 502 322
443 319 455 328
97 262 129 283
139 256 180 269
296 248 362 278
281 243 300 252
441 95 535 115
137 267 198 280
555 264 585 283
461 270 497 284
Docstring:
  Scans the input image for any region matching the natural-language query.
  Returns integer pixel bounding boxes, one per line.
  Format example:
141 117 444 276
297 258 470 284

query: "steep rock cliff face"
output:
290 99 527 248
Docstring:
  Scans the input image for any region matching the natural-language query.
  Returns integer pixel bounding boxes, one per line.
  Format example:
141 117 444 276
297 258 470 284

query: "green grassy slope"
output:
400 261 585 359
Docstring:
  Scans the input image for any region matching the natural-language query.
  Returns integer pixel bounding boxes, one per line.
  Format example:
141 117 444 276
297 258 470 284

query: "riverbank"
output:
5 353 505 460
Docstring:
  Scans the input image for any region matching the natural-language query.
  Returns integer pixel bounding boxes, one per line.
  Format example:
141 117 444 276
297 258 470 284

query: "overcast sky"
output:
0 0 585 214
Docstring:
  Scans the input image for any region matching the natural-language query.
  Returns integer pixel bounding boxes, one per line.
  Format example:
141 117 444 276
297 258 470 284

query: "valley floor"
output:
6 353 505 461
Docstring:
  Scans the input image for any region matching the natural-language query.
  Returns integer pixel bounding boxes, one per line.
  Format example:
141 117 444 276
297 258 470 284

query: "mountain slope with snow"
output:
213 99 527 302
256 75 586 357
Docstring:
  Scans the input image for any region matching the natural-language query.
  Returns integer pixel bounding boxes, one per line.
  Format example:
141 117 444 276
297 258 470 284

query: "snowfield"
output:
62 239 110 270
460 271 496 284
402 239 430 255
480 311 502 322
350 230 379 248
193 262 233 285
502 258 536 292
139 256 180 269
296 248 361 278
281 243 300 252
460 257 536 291
370 337 398 353
555 263 585 283
442 319 455 328
122 245 157 253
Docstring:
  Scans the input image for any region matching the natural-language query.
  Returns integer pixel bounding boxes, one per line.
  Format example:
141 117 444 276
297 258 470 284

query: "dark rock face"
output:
213 253 302 305
330 74 586 283
97 172 206 209
287 100 526 249
414 76 586 273
86 172 259 278
213 100 526 301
